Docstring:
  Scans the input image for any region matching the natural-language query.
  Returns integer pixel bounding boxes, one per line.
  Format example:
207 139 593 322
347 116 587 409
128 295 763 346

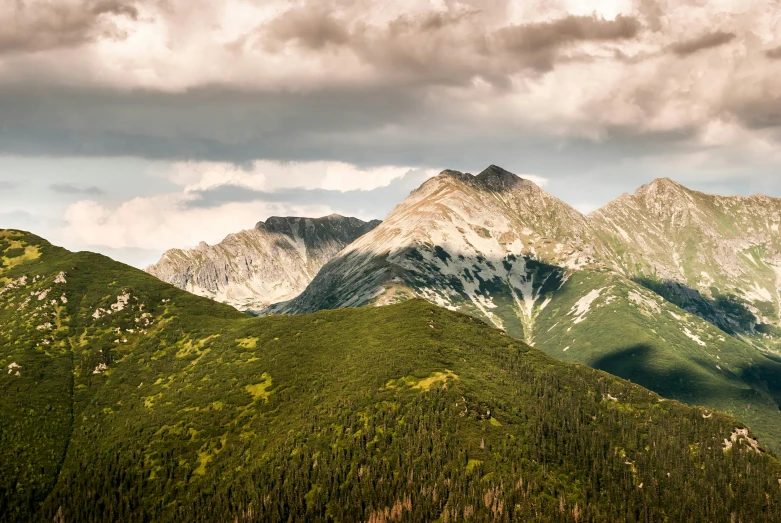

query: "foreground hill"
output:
274 167 781 452
1 229 781 522
146 215 380 312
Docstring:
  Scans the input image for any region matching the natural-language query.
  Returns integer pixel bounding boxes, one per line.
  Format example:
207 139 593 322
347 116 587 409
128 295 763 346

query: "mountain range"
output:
2 229 780 521
148 166 781 452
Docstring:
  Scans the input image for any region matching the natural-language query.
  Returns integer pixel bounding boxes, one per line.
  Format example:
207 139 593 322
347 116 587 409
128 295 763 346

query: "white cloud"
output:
162 160 434 193
573 203 598 215
57 160 436 261
60 194 337 253
519 174 549 187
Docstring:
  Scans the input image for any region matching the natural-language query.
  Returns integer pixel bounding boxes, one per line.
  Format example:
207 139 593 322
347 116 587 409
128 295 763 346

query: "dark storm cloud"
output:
0 0 139 54
185 169 434 216
50 183 105 195
668 31 736 57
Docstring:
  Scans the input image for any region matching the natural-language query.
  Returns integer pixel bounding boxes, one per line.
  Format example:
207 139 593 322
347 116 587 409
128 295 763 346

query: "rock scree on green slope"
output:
1 229 781 522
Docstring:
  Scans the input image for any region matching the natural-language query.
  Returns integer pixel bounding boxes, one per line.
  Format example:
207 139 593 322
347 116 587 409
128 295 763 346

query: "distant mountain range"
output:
148 166 781 450
2 229 780 521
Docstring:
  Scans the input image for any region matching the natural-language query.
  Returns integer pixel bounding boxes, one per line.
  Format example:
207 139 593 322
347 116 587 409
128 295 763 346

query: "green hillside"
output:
532 269 781 453
2 230 781 522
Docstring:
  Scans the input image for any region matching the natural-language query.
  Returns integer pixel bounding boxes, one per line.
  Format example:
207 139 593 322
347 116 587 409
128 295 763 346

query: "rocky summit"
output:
145 214 380 312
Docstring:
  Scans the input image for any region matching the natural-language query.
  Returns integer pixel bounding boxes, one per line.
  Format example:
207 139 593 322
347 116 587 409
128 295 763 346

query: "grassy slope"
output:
2 230 781 522
533 269 781 452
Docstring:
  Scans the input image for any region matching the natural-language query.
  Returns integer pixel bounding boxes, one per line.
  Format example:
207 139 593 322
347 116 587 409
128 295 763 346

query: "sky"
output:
1 0 781 268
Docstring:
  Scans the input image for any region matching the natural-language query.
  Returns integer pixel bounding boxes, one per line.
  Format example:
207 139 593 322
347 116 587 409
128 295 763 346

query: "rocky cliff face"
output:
145 215 380 311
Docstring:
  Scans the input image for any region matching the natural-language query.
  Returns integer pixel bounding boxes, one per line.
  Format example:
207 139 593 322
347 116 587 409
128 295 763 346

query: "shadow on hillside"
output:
591 344 716 404
738 358 781 411
282 243 569 341
633 277 769 337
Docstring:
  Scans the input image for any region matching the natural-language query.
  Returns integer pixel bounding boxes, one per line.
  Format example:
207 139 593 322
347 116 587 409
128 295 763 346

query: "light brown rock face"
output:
145 215 380 312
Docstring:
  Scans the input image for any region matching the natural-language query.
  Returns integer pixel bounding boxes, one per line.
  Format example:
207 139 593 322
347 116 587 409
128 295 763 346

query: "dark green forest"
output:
1 230 780 522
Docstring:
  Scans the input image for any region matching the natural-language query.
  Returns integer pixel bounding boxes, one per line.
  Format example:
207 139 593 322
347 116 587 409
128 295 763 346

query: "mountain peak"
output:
475 164 524 190
638 177 688 195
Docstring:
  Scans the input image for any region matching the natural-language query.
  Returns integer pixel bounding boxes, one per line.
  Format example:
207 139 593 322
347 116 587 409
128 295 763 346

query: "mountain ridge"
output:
268 166 781 452
145 214 380 311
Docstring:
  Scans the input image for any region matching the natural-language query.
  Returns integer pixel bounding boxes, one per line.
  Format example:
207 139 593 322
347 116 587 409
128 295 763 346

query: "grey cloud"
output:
669 31 736 56
495 15 640 54
0 84 708 174
50 183 105 195
0 181 19 191
185 169 434 219
766 46 781 59
263 6 350 51
0 209 40 230
259 10 640 80
637 0 664 32
725 98 781 129
494 14 639 72
0 0 139 54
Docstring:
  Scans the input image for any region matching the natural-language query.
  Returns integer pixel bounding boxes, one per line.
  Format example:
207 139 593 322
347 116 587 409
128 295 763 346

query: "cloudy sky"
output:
1 0 780 267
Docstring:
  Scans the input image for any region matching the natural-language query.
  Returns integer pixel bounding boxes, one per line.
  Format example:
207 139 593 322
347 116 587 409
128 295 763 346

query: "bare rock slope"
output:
146 215 380 311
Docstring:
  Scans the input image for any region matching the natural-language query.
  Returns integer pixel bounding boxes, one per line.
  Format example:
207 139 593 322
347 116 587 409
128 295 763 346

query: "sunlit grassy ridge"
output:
2 230 781 522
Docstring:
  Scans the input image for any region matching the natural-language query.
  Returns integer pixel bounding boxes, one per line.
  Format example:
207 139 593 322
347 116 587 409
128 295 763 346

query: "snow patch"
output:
54 272 67 284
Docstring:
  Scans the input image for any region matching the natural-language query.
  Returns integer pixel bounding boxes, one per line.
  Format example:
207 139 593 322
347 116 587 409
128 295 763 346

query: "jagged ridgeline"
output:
2 229 781 522
146 215 381 313
276 166 781 454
